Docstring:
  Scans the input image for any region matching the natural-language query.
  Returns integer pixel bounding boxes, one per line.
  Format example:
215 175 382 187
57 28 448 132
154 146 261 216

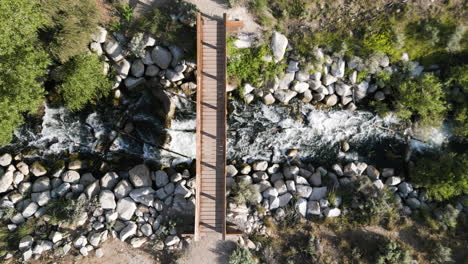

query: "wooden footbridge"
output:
194 13 243 241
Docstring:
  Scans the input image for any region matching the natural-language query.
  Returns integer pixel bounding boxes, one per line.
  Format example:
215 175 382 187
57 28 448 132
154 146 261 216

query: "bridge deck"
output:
195 13 228 240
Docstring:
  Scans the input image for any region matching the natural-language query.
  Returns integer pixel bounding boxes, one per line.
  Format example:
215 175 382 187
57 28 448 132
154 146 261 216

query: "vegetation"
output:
231 180 260 205
41 0 102 63
411 152 467 201
445 65 468 138
46 197 90 226
227 37 286 87
58 54 112 111
229 246 257 264
375 239 412 264
0 0 51 146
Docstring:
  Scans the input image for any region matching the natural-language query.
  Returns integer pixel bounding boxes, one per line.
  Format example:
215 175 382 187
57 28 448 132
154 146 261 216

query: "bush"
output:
411 152 468 201
41 0 102 63
431 243 453 264
229 246 257 264
58 54 112 111
445 65 468 138
46 197 91 226
376 239 412 264
231 181 260 205
0 0 51 146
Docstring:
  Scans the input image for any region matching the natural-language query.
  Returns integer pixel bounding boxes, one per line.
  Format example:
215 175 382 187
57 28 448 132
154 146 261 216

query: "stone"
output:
307 201 321 215
145 65 160 77
129 164 151 188
366 165 380 180
130 237 147 248
355 81 369 101
22 202 39 218
19 235 34 251
292 82 309 93
269 196 280 210
287 60 300 72
79 173 96 186
104 38 123 61
263 93 276 105
166 69 184 82
295 198 307 217
31 191 51 206
0 153 12 166
85 180 100 199
374 91 385 101
119 222 137 242
278 193 293 207
99 190 116 209
322 74 337 86
116 59 131 78
129 187 155 207
114 180 133 200
343 163 358 177
88 232 101 247
398 182 413 196
350 71 357 84
165 235 180 246
406 198 421 209
16 162 29 176
73 235 88 248
382 168 394 177
253 161 268 171
50 231 63 243
302 90 313 103
274 180 287 195
130 59 145 78
295 71 309 82
324 94 338 106
330 59 345 78
310 187 327 201
154 170 169 188
124 77 145 89
117 197 137 221
11 214 25 224
270 32 288 62
141 223 153 237
91 26 107 43
226 165 238 177
296 185 313 198
274 90 297 104
278 72 295 90
23 249 33 261
101 172 119 189
62 170 80 183
31 177 50 193
373 180 384 189
169 45 184 67
0 169 13 193
332 164 343 177
294 175 308 185
309 172 321 186
30 162 47 177
175 182 191 198
323 208 341 217
263 187 278 199
385 176 401 186
80 246 89 256
335 82 352 96
151 46 172 69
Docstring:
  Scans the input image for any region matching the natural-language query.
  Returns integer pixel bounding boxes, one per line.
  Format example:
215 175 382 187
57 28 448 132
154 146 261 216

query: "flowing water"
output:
2 94 448 167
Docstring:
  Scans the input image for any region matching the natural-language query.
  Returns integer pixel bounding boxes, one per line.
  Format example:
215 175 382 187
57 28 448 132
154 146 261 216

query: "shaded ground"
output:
178 233 238 264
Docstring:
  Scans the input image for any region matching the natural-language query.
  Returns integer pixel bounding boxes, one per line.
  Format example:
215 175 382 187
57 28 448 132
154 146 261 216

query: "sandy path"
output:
178 233 238 264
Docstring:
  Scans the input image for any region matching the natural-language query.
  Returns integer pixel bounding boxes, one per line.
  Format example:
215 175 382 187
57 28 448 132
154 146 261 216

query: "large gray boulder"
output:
296 185 313 198
330 59 345 78
99 190 116 209
307 201 321 215
129 164 151 188
335 82 352 96
32 176 50 192
151 46 172 69
0 169 13 193
270 32 288 62
116 59 131 78
274 90 297 104
116 197 137 221
295 198 307 217
355 81 369 101
130 59 145 77
30 162 47 177
22 202 39 218
103 38 123 62
61 170 80 184
0 153 12 166
278 72 295 90
154 170 169 188
114 179 133 199
91 26 107 43
119 222 137 242
169 45 184 67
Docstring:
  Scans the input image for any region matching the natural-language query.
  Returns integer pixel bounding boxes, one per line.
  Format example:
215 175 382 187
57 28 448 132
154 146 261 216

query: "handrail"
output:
194 11 203 241
222 13 228 241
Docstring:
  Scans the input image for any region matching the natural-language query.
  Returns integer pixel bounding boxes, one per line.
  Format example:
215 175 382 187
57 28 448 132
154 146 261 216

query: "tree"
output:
0 0 50 146
411 152 468 201
58 54 111 111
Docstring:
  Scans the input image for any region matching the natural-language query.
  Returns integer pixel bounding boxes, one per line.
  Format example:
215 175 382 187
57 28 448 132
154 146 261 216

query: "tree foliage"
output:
58 54 111 111
411 152 468 201
376 239 412 264
229 246 257 264
41 0 101 63
0 0 50 146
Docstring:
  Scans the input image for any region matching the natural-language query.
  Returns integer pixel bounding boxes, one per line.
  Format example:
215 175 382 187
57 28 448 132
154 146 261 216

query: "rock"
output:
274 180 287 195
242 84 255 95
295 198 307 217
350 71 357 84
166 69 184 82
88 232 101 247
31 162 47 177
165 235 180 246
332 164 343 177
73 235 88 249
274 90 297 104
292 82 309 93
253 161 268 171
23 249 33 261
114 180 133 200
119 222 137 242
15 162 29 176
406 197 421 209
324 94 338 106
79 173 96 186
296 185 313 198
141 223 153 237
116 197 137 221
310 187 327 201
124 77 145 89
0 169 13 193
278 72 295 90
331 59 345 78
104 38 124 62
373 180 384 189
385 176 401 186
278 193 293 207
31 191 51 206
335 82 352 96
226 165 238 177
116 59 131 78
151 46 172 69
343 163 358 177
324 208 341 217
169 45 184 67
309 172 321 186
85 180 100 199
50 231 63 243
129 187 155 206
398 182 413 196
287 60 300 72
270 32 288 62
244 94 254 104
62 170 80 183
302 90 313 103
91 26 107 43
130 60 145 78
128 33 154 57
22 202 39 218
259 93 274 105
175 182 191 198
101 172 120 190
295 71 310 82
145 65 160 77
99 190 116 209
374 91 385 101
154 170 169 188
19 236 34 251
130 237 147 248
366 165 380 180
322 74 337 86
263 187 278 199
129 164 151 188
355 81 369 101
269 196 280 210
95 248 104 258
307 201 321 215
0 153 12 166
382 168 394 177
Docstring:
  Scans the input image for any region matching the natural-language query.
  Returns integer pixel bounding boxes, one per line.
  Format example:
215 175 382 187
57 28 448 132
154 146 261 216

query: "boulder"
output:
0 153 12 166
274 90 297 104
116 197 137 221
343 163 358 177
278 193 293 207
85 180 100 199
366 165 380 180
302 90 313 103
30 162 47 177
62 170 80 183
103 38 123 61
226 165 238 177
153 170 169 188
124 77 145 89
355 81 369 101
165 235 180 246
145 65 160 77
324 94 338 106
322 74 337 86
324 208 341 217
263 93 276 105
0 169 13 193
114 180 133 199
335 82 352 96
296 185 313 198
116 59 131 78
310 187 327 201
151 46 172 69
31 191 51 206
295 71 310 82
295 198 307 217
270 32 288 62
91 26 107 43
119 222 137 242
22 202 39 218
406 198 421 209
129 165 151 188
262 187 278 199
331 59 345 78
130 237 147 248
16 162 29 176
32 176 50 192
166 69 184 82
131 60 145 77
269 196 280 210
398 182 413 196
99 190 116 210
274 180 287 195
385 176 401 186
287 60 300 72
307 201 321 215
19 236 34 251
278 72 295 90
253 161 268 171
309 172 321 186
169 45 184 67
292 82 309 93
373 180 384 189
101 172 120 189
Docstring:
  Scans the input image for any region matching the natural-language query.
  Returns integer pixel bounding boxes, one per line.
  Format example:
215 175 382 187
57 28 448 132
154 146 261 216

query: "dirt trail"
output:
178 233 238 264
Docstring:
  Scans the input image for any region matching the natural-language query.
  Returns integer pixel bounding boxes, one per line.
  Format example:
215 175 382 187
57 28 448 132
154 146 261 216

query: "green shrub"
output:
58 54 112 111
231 181 260 205
46 197 90 226
411 152 468 201
229 246 257 264
445 65 468 138
42 0 101 63
375 239 412 264
0 0 51 146
431 243 453 264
